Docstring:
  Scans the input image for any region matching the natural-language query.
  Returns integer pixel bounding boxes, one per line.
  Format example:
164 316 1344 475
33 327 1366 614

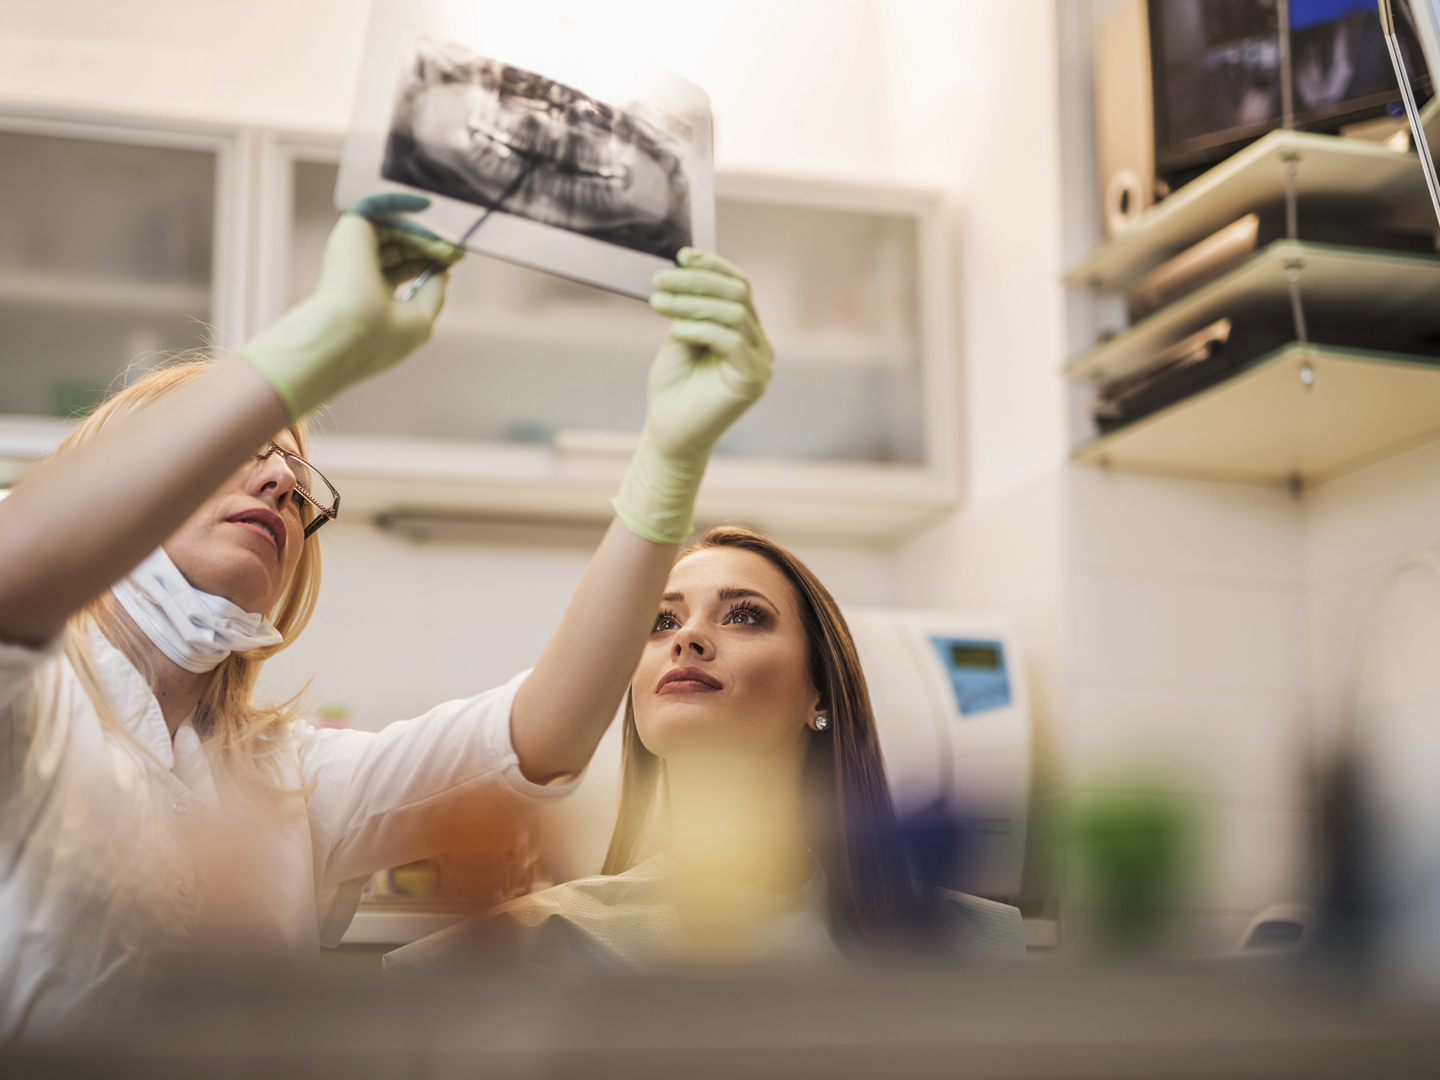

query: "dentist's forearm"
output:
0 358 289 647
509 518 678 783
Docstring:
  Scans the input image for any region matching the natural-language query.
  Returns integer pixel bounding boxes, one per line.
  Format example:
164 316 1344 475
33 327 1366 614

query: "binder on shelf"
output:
1092 317 1292 433
1092 311 1440 435
1127 210 1435 321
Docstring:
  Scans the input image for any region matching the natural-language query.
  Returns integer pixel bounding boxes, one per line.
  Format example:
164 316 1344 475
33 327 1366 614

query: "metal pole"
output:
1379 0 1440 228
1278 0 1295 129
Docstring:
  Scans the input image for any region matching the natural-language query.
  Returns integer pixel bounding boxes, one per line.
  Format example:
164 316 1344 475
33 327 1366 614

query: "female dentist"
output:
0 196 773 1040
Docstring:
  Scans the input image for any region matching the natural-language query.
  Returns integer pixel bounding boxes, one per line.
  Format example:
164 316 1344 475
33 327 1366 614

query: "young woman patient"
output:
389 527 1024 972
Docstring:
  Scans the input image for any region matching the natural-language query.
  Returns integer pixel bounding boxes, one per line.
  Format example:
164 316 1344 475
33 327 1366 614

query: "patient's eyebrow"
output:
662 587 777 606
716 586 774 605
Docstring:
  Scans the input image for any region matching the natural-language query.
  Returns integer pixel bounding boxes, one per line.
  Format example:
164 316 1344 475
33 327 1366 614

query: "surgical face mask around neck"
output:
111 548 283 674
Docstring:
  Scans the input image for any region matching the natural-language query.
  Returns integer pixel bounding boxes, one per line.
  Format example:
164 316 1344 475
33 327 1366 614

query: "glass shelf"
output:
1065 241 1440 385
1063 127 1440 293
1072 344 1440 485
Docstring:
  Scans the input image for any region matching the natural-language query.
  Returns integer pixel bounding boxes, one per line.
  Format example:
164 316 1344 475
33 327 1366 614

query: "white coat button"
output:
173 801 188 816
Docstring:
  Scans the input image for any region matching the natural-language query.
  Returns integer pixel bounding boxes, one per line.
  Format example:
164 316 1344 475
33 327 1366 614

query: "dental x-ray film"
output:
338 0 715 299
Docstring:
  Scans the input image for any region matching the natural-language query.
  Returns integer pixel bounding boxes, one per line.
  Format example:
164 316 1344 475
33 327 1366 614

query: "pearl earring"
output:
813 715 829 731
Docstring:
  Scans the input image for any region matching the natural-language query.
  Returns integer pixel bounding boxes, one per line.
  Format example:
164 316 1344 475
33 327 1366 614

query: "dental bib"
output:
111 548 283 674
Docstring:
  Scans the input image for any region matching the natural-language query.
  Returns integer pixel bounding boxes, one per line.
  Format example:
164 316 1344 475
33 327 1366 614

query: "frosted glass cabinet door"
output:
288 158 661 446
0 126 220 419
712 197 924 464
284 160 930 466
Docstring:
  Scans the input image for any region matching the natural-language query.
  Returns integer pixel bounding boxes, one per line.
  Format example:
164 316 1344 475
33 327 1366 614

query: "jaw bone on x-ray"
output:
385 43 692 261
338 2 715 299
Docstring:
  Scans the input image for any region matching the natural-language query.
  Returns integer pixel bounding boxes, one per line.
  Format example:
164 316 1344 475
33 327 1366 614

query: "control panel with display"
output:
929 637 1011 716
844 610 1030 897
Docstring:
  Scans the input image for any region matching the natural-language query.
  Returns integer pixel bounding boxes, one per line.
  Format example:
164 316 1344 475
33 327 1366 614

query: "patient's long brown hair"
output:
601 526 916 949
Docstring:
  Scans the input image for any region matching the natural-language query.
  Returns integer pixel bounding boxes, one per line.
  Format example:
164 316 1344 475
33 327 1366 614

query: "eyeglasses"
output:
255 443 341 538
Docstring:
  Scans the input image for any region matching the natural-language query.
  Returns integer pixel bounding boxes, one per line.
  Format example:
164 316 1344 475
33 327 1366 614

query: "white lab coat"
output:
0 619 577 1043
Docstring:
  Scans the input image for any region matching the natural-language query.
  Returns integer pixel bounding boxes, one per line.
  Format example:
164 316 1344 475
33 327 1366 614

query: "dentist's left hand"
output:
611 249 775 544
239 193 465 421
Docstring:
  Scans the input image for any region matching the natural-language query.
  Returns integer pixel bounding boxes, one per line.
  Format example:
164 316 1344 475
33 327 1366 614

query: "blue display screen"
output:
1289 0 1374 31
930 637 1011 717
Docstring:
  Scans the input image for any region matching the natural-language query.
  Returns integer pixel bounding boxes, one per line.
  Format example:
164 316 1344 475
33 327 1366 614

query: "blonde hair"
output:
56 358 322 808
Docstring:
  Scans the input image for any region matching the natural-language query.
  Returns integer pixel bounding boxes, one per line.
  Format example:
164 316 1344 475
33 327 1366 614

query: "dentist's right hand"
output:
613 248 775 544
239 193 465 421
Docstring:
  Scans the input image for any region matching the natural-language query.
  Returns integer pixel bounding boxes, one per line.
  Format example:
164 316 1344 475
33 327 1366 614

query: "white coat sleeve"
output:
301 670 582 942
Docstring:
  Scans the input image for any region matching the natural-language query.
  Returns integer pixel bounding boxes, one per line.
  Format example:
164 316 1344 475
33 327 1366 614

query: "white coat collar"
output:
83 619 176 771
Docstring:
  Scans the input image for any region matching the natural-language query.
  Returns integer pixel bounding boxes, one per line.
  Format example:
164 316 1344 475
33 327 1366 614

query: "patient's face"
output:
633 547 820 760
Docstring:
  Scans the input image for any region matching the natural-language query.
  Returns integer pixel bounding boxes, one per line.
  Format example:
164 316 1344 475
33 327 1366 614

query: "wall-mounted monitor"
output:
1149 0 1432 190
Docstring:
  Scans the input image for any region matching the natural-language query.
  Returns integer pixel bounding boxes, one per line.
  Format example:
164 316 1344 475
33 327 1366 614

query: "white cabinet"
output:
1 107 960 543
260 139 958 541
0 110 247 419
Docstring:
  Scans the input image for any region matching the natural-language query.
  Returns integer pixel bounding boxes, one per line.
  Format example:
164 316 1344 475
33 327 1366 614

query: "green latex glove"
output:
238 194 464 421
614 249 774 544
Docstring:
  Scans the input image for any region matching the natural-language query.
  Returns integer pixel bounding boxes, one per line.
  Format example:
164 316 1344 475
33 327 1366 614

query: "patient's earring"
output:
813 715 829 731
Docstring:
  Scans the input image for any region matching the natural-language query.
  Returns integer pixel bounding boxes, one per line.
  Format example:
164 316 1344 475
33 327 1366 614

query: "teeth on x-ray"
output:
384 41 692 260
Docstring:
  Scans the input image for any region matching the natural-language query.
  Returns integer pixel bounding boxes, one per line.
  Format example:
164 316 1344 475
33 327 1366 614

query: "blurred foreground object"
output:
1235 901 1315 954
1070 789 1192 952
1316 548 1440 991
7 960 1440 1079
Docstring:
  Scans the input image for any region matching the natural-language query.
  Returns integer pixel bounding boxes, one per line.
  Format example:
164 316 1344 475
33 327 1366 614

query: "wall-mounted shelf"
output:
0 271 209 317
1065 242 1440 385
1063 128 1439 293
1072 345 1440 485
0 418 956 544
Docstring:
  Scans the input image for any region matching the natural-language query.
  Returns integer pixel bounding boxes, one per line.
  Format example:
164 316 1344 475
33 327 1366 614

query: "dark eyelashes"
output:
650 602 769 633
724 601 767 626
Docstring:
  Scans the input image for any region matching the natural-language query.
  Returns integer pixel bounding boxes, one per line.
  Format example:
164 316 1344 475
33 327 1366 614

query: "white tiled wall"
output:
1041 351 1440 958
253 522 595 732
1061 469 1313 951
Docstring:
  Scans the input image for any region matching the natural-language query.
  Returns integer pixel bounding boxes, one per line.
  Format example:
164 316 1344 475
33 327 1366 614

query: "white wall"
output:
1063 470 1311 950
0 1 371 132
253 522 594 730
1306 439 1440 761
0 0 975 182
